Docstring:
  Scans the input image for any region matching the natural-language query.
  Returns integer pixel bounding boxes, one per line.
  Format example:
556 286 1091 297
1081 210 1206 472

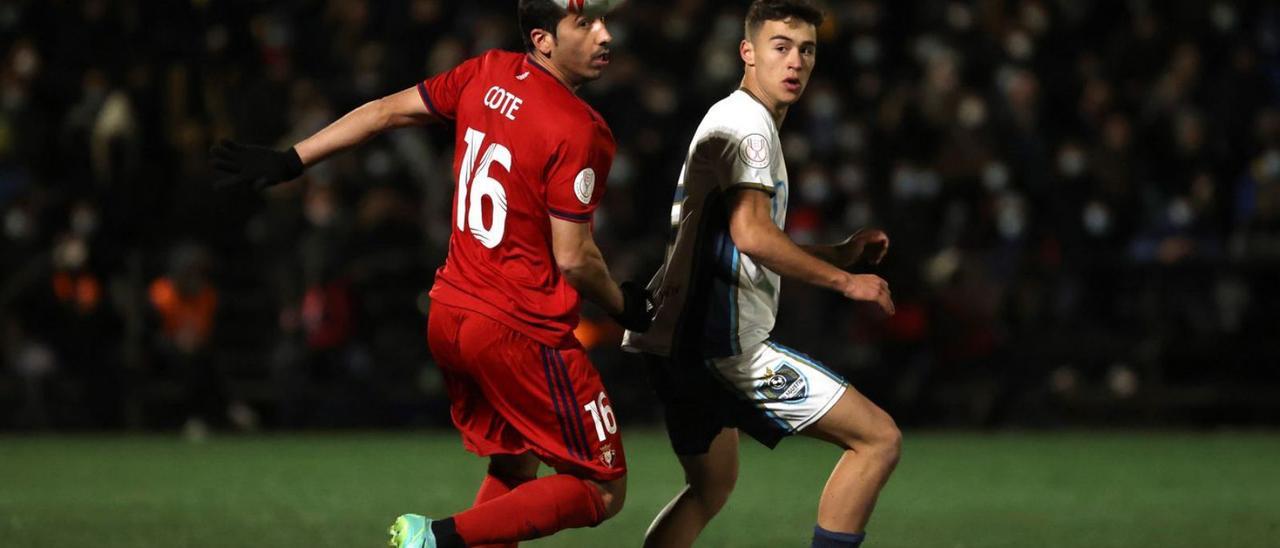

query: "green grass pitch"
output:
2 430 1278 547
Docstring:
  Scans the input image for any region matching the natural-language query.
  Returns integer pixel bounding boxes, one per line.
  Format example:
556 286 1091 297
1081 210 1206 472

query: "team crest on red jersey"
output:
599 442 617 468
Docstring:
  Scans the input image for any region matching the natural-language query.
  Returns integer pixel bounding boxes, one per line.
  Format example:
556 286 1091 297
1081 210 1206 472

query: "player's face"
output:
552 13 613 84
744 18 817 107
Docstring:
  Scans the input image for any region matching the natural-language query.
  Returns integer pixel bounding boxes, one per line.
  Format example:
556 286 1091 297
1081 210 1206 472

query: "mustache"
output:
592 49 611 59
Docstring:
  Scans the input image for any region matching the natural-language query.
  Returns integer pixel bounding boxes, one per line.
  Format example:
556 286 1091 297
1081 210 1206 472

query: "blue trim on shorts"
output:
540 347 585 460
552 349 593 457
765 341 846 384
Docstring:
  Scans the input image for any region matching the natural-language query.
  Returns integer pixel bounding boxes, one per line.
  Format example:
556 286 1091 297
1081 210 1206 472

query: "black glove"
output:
210 139 305 191
611 281 654 333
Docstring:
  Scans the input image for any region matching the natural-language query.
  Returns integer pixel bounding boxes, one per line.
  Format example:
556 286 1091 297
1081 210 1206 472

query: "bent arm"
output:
800 242 846 266
729 189 894 314
294 86 439 166
550 218 625 315
728 188 851 291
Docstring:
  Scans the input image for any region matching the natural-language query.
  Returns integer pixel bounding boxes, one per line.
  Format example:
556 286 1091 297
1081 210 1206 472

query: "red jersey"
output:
419 50 615 348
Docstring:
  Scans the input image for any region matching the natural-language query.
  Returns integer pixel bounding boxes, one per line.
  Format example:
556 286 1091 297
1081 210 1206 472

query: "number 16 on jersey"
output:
457 127 510 249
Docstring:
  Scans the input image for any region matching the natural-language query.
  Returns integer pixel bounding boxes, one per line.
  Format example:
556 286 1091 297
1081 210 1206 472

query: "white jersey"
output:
624 90 788 358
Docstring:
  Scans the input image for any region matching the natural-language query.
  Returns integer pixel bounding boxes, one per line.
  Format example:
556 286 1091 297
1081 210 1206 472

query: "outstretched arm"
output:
212 86 439 190
294 86 439 166
727 188 894 315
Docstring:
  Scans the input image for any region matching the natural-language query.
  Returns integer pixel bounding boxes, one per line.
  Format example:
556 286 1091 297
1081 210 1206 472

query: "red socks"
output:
474 472 526 505
469 473 530 548
454 474 607 545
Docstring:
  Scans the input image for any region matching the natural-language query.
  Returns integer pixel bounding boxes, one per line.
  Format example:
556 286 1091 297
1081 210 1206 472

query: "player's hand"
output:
839 273 894 316
835 229 890 267
855 229 890 265
611 281 655 332
210 139 304 191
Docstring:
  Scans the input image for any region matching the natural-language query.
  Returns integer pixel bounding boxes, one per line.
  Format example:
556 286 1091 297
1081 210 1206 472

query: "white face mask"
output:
844 201 872 229
1005 30 1034 61
1261 149 1280 180
1057 146 1087 178
892 166 941 200
996 194 1026 240
800 170 830 204
1211 2 1238 33
808 88 839 119
957 95 987 129
54 236 88 270
1167 197 1194 228
4 207 31 241
851 36 880 66
12 43 39 79
1083 201 1111 236
983 162 1009 192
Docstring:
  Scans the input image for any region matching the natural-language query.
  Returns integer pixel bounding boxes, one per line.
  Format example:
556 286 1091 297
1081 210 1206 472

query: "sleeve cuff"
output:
727 182 776 196
549 208 593 223
417 82 450 120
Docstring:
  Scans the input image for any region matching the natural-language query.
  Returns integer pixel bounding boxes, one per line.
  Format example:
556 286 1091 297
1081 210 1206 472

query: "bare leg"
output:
589 474 628 519
801 388 902 533
487 453 541 484
643 428 739 548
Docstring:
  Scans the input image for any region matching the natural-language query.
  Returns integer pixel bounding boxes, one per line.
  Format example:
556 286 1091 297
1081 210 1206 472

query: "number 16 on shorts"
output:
583 391 617 442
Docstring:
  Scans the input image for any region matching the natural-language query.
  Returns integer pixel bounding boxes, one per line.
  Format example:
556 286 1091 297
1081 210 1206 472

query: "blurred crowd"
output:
2 0 1279 432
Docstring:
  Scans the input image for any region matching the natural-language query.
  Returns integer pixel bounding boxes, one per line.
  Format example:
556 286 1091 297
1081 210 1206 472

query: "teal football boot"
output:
388 513 435 548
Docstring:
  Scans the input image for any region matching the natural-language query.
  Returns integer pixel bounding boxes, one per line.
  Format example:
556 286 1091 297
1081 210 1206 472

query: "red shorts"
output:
427 301 626 481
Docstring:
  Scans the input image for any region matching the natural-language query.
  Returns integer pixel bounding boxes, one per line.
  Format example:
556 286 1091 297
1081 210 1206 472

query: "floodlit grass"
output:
1 430 1277 547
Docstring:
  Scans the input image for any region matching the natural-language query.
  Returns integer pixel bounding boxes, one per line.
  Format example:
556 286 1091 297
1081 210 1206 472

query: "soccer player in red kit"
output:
210 2 650 547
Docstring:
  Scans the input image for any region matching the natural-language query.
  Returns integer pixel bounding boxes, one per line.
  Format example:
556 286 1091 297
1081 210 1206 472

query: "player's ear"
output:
740 39 755 66
532 28 556 57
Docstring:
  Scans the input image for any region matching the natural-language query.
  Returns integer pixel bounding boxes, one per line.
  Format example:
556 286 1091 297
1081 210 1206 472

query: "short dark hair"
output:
518 0 568 51
744 0 825 39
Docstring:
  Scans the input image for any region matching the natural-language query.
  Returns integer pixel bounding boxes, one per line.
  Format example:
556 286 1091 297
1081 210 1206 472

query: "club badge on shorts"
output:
760 364 808 402
599 442 616 468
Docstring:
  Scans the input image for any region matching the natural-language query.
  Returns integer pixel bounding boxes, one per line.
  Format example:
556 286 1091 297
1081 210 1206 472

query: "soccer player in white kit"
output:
622 1 900 547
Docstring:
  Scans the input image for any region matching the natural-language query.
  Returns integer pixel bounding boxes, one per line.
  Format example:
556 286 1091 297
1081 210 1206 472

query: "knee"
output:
487 457 538 484
869 418 902 470
688 469 736 513
595 476 627 520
